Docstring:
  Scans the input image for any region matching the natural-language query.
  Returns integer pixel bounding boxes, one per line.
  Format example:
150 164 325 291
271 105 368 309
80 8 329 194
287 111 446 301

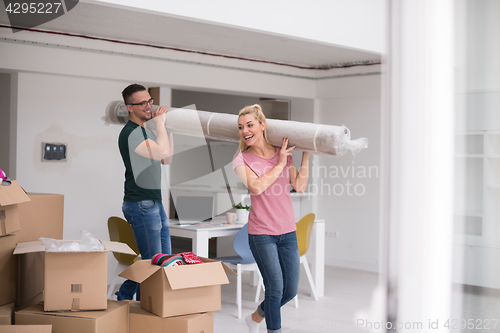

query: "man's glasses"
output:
128 98 154 107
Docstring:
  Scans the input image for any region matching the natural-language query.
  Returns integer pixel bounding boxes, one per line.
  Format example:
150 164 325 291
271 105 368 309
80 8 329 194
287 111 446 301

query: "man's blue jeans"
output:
116 200 171 301
249 231 300 333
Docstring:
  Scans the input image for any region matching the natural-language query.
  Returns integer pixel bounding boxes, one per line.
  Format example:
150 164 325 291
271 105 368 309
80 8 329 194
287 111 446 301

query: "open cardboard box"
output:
120 257 236 318
13 240 136 312
0 181 31 236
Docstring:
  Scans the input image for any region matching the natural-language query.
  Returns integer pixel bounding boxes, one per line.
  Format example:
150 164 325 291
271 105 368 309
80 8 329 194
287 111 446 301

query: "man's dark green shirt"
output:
118 120 161 202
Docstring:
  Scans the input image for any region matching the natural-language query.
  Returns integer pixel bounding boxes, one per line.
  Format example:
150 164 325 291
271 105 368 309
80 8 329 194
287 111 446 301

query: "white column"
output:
9 73 18 179
387 0 455 331
159 86 173 217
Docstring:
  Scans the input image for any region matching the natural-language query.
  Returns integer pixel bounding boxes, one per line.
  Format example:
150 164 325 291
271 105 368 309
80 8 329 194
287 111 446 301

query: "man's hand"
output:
153 106 168 125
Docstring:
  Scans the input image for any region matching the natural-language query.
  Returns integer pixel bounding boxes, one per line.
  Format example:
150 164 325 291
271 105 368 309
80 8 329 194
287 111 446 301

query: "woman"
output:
233 104 310 333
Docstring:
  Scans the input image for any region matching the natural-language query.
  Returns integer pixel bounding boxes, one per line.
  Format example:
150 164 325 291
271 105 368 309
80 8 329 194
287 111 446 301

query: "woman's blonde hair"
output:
238 104 269 152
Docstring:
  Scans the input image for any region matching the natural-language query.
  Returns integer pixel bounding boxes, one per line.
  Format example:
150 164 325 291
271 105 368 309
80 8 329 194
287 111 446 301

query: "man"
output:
116 83 173 300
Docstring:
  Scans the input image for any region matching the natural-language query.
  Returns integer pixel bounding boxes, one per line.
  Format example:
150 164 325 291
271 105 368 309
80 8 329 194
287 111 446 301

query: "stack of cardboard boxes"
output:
1 180 235 333
0 180 62 332
13 240 133 333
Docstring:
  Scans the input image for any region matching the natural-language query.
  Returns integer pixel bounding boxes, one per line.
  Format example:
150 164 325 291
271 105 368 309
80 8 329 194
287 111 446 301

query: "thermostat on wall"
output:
42 143 67 161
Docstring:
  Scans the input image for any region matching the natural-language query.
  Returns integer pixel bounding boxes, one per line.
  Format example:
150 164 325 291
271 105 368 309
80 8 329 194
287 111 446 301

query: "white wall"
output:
15 72 127 240
314 74 381 272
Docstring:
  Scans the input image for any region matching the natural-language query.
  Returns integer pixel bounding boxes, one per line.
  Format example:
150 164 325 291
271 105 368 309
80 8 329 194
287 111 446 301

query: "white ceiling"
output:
0 1 381 69
90 0 386 54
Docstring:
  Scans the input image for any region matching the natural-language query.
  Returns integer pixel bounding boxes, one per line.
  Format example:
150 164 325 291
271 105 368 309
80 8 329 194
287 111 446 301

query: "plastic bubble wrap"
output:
39 230 105 252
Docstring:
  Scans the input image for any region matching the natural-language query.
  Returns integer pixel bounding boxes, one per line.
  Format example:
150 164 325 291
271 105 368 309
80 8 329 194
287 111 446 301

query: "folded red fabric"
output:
151 252 203 266
180 252 203 264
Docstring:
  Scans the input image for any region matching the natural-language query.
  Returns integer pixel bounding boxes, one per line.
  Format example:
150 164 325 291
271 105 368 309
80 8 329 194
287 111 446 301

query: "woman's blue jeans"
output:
249 231 300 333
116 200 171 301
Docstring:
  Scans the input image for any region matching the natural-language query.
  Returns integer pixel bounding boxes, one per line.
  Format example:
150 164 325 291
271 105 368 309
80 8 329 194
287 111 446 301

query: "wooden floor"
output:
454 285 500 333
215 265 378 333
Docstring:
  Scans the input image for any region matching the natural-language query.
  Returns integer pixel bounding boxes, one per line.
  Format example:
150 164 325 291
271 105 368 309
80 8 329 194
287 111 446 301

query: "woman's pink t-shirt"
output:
233 147 296 235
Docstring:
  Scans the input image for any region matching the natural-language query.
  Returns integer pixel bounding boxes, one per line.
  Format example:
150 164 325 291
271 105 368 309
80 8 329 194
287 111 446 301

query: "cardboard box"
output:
13 240 135 312
0 234 17 306
17 193 64 243
0 181 31 236
15 193 64 311
119 257 235 318
0 303 14 325
129 301 213 333
15 301 128 333
0 325 52 333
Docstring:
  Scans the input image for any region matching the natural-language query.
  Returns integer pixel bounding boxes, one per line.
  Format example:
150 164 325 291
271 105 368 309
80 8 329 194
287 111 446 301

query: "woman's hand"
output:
278 137 295 167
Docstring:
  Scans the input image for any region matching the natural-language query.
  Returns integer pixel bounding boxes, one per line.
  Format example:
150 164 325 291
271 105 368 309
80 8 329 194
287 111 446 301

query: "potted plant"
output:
232 203 251 223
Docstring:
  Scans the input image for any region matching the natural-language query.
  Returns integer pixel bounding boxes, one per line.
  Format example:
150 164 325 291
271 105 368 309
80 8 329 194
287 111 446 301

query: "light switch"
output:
42 143 67 161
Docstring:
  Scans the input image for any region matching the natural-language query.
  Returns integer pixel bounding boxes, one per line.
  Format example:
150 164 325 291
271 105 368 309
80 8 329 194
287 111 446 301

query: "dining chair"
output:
215 223 259 319
107 216 141 299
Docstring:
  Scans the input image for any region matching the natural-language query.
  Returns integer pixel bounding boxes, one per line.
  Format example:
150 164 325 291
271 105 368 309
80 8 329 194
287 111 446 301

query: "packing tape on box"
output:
0 210 5 235
72 298 80 311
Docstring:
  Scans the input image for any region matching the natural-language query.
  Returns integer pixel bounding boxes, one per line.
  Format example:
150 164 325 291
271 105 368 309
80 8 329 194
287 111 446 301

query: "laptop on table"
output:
174 196 214 225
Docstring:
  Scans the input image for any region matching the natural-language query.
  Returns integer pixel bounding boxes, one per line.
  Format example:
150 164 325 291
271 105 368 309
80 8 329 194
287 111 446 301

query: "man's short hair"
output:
122 84 147 105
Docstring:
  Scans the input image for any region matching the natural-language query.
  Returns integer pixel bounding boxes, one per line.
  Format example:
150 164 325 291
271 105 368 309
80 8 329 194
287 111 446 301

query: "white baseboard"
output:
325 257 379 273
